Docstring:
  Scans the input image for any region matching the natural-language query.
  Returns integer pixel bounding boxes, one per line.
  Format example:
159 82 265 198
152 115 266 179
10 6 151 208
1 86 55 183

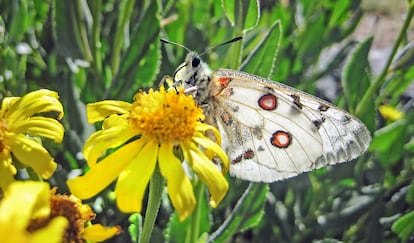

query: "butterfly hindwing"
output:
207 69 371 182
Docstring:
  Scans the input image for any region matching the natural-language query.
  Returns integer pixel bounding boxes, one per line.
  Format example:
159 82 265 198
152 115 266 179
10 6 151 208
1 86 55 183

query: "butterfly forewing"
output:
206 69 371 182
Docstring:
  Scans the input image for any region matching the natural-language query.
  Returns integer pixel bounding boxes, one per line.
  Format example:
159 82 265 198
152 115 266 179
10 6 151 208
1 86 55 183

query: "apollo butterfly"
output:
161 38 371 183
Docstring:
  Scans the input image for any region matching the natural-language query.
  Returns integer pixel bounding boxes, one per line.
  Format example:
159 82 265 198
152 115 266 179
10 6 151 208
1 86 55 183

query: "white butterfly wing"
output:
207 69 371 182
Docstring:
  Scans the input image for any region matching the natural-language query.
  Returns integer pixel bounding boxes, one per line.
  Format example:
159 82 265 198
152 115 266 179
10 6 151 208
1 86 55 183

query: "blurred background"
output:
1 0 414 242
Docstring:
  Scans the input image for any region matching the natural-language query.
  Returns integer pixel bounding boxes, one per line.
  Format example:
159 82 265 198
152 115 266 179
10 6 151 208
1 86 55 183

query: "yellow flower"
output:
379 105 404 121
67 87 229 221
0 181 68 243
0 89 64 190
28 188 121 243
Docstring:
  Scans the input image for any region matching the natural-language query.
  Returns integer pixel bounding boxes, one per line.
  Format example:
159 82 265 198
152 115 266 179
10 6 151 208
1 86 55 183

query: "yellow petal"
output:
0 181 50 229
83 122 137 167
102 114 128 129
0 152 16 190
192 135 229 174
8 134 56 179
158 143 195 221
5 89 63 123
82 224 121 242
1 97 20 112
87 100 132 124
195 123 222 145
67 139 143 199
30 216 68 243
186 146 228 208
115 140 158 213
11 117 64 143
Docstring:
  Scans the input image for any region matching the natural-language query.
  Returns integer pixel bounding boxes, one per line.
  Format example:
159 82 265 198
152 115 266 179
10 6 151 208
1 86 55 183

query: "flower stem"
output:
140 168 165 243
188 180 204 243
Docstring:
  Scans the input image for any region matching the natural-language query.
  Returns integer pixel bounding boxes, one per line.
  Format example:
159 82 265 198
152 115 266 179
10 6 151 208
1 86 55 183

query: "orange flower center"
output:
128 88 204 144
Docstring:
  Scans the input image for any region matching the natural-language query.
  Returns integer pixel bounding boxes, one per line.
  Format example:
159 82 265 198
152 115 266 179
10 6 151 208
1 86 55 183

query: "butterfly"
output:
161 38 372 183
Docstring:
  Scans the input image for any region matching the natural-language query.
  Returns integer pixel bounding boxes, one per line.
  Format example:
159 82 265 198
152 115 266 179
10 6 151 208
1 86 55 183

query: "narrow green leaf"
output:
240 19 281 78
8 0 29 42
222 0 259 31
243 0 260 31
209 183 268 243
390 41 414 72
341 37 373 112
222 0 235 26
107 0 161 99
53 1 84 59
295 14 325 61
392 211 414 242
327 0 350 28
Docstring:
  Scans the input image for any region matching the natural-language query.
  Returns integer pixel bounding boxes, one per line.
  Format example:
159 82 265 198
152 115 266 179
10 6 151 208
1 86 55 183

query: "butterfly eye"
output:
192 57 200 68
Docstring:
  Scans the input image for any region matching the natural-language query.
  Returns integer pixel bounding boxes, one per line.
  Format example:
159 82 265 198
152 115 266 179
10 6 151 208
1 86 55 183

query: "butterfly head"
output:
173 51 212 91
161 37 242 93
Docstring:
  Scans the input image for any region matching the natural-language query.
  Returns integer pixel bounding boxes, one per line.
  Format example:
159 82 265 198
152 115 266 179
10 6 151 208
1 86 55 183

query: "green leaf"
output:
240 19 281 78
406 181 414 204
209 183 268 242
107 0 161 99
128 213 142 243
164 183 211 243
295 13 325 62
327 0 350 28
405 138 414 153
222 0 236 26
33 0 50 22
164 211 189 243
341 37 373 112
390 41 414 72
222 0 259 32
53 1 86 59
8 0 29 42
369 119 407 166
243 0 260 31
392 211 414 242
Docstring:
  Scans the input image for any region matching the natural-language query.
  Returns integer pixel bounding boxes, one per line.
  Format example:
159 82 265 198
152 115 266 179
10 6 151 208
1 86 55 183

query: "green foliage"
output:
209 183 268 243
128 213 143 243
342 37 372 112
1 0 414 242
342 37 375 130
240 19 281 78
392 211 414 242
165 182 211 243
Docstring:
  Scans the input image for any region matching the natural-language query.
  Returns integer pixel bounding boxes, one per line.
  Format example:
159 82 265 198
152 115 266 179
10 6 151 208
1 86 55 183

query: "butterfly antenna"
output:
200 36 242 56
160 38 191 52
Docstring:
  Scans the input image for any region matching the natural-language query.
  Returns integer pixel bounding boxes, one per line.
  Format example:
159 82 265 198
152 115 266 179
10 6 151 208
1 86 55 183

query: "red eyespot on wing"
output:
258 94 277 110
218 77 231 88
270 130 292 148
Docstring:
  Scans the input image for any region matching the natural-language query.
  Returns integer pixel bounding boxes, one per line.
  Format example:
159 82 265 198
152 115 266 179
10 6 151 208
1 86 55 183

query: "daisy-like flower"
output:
0 181 68 243
28 187 121 243
0 89 64 190
67 87 229 221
